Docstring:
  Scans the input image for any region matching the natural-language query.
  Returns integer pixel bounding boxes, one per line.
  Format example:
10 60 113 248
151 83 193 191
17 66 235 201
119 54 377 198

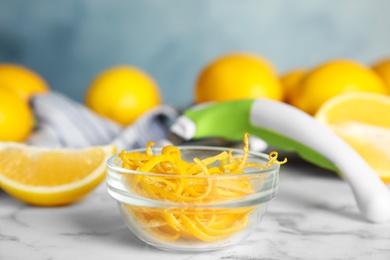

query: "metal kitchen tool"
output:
169 99 390 223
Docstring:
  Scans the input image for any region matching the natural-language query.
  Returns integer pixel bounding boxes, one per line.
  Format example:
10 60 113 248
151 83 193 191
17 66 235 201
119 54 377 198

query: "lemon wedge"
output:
0 143 116 206
315 92 390 182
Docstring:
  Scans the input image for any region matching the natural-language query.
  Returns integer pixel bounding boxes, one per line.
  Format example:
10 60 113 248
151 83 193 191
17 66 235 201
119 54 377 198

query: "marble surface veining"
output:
1 158 390 260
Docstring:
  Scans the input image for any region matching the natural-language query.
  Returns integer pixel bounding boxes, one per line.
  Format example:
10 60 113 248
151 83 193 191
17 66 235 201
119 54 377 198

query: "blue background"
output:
1 0 390 108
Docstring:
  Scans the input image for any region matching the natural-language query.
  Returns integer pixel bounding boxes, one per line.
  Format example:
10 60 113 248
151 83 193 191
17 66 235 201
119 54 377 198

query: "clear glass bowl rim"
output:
106 145 280 178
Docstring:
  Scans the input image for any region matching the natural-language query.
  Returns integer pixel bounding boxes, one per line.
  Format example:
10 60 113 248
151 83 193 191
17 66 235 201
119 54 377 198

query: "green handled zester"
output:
170 99 390 223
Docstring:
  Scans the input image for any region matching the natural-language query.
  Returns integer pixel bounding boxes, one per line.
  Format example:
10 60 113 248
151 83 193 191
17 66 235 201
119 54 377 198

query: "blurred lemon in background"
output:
315 92 390 183
280 68 306 104
0 89 33 142
290 60 388 115
194 53 283 104
0 64 49 102
85 66 161 125
372 57 390 92
0 143 116 206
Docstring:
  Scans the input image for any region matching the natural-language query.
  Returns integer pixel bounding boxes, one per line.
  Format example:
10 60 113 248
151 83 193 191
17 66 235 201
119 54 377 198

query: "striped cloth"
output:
26 92 179 151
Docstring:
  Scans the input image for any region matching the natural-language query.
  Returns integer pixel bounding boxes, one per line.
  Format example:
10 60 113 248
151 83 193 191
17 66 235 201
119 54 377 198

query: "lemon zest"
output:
119 133 286 242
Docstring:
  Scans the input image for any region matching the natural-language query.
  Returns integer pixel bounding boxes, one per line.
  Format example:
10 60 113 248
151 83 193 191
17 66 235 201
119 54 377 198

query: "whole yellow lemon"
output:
280 68 306 104
194 53 283 104
0 88 33 141
0 64 49 102
290 60 388 115
85 66 161 125
372 57 390 92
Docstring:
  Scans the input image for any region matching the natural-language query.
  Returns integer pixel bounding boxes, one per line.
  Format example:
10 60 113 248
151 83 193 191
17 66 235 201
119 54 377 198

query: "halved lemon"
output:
0 143 116 206
315 92 390 183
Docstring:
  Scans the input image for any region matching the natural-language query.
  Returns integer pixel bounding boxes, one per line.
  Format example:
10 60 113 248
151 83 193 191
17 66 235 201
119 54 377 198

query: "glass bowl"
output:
106 146 280 252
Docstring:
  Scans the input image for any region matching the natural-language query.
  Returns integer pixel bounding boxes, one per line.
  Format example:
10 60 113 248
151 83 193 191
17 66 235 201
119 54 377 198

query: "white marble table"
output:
1 157 390 260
